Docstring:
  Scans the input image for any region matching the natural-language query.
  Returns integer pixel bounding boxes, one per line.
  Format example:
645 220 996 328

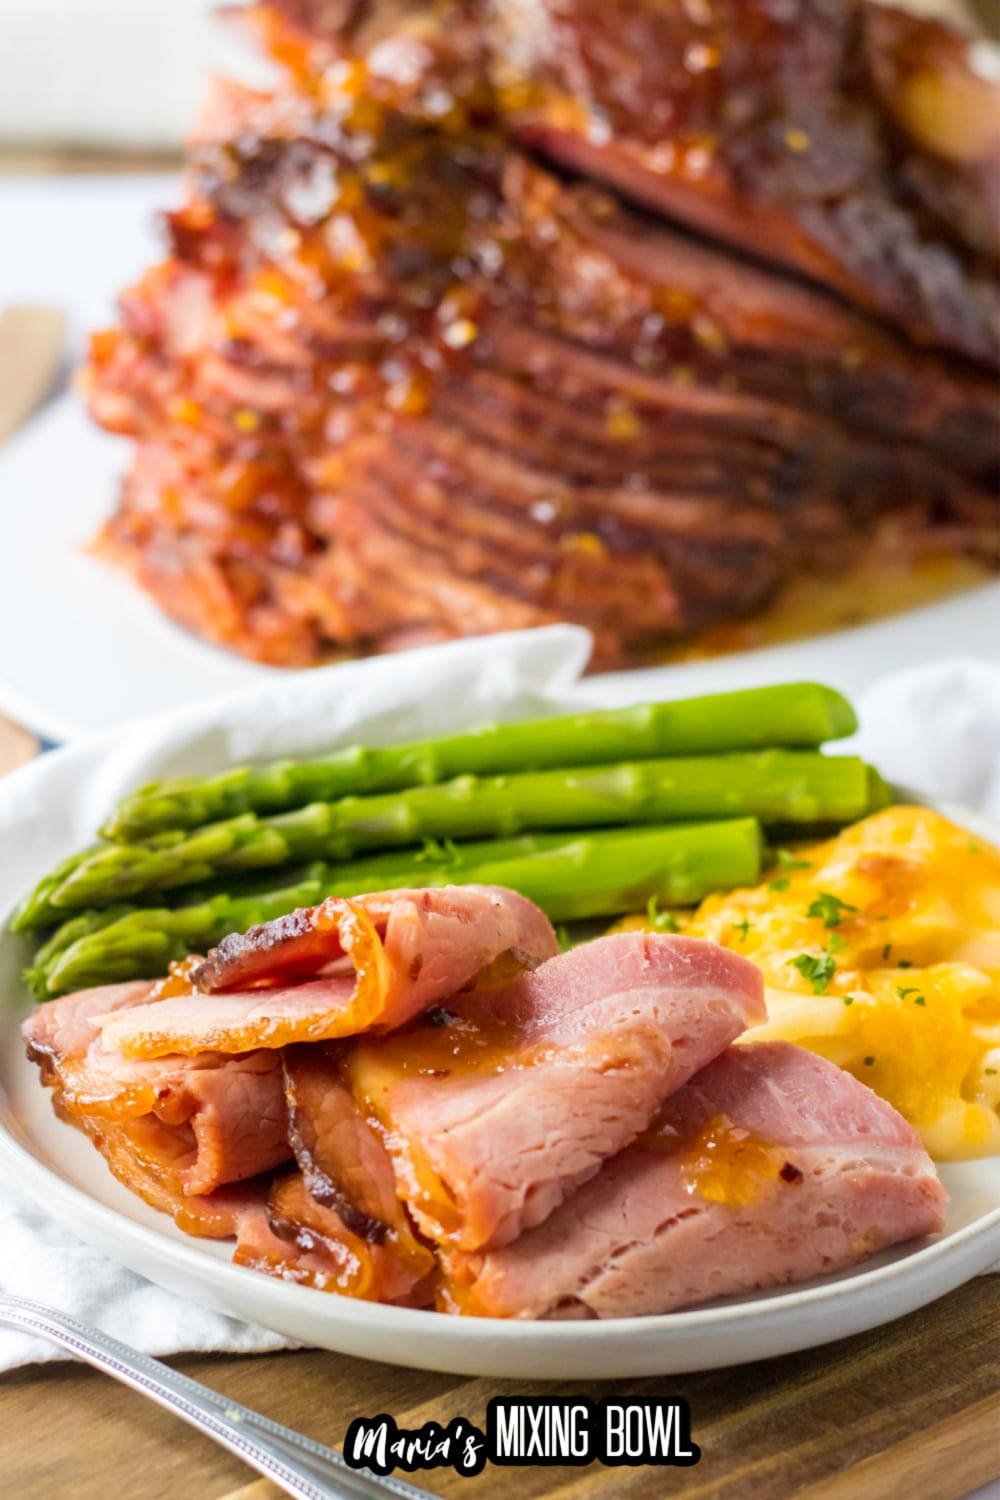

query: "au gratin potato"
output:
622 807 1000 1160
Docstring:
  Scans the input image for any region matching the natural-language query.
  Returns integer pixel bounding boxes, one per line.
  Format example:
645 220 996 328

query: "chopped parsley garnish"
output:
732 915 753 943
863 1056 875 1066
766 849 810 891
898 959 912 969
787 951 837 995
897 987 920 999
646 896 680 934
986 1068 998 1077
807 891 859 929
828 932 847 953
881 943 892 961
914 996 926 1007
843 996 854 1006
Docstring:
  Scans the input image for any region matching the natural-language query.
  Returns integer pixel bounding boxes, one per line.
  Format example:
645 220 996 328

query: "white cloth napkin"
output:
1 630 998 1370
850 657 1000 819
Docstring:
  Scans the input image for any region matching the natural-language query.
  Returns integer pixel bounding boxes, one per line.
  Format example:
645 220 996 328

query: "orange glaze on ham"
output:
62 1101 273 1240
442 1042 947 1318
23 981 291 1194
21 885 948 1317
294 933 766 1252
96 886 558 1059
234 1174 436 1305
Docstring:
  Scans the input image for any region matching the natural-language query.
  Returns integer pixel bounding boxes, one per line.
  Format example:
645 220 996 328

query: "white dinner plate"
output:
0 395 998 741
0 638 997 1378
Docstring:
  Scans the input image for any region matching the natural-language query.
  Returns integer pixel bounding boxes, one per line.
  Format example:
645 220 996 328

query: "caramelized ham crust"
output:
97 886 558 1059
23 982 290 1193
234 1173 436 1304
274 0 1000 364
444 1041 947 1318
287 933 766 1253
283 1042 413 1239
65 1103 272 1239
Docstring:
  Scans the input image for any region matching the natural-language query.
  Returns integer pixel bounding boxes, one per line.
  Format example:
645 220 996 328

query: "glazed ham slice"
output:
233 1173 435 1305
283 1043 422 1244
97 886 558 1059
192 884 557 992
23 982 290 1194
445 1042 946 1318
66 1105 272 1240
304 933 766 1253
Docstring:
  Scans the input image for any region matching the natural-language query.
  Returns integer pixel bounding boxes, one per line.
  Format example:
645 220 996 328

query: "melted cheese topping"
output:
618 807 1000 1160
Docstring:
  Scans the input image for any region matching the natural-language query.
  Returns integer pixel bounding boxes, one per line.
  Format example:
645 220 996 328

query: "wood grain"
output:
0 715 39 776
0 305 67 446
0 147 181 176
1 1278 997 1500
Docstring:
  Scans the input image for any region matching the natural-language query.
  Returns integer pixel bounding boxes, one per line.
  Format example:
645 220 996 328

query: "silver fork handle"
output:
0 1296 434 1500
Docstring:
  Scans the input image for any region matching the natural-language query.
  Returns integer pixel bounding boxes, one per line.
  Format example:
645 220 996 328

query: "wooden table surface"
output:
1 1278 997 1500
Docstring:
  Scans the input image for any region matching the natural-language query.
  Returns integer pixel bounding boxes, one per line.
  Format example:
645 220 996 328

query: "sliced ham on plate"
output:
285 933 766 1253
95 885 558 1059
283 1043 426 1248
65 1107 272 1240
443 1041 947 1318
233 1173 436 1306
20 885 949 1319
23 982 291 1194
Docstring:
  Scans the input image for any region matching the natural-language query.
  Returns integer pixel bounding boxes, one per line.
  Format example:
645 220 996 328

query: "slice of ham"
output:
194 884 558 992
444 1042 947 1319
282 1043 424 1244
64 1102 271 1239
233 1173 436 1305
302 932 766 1253
23 981 290 1194
97 885 558 1059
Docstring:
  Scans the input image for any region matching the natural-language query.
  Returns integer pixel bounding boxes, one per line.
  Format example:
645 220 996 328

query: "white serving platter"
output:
0 636 996 1378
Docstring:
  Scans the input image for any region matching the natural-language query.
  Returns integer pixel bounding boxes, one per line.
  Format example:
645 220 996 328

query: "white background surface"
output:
0 1 265 147
0 173 177 363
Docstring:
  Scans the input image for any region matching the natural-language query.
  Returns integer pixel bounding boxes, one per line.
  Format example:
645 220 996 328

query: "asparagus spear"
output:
24 905 148 1002
22 751 873 924
32 819 762 998
26 836 587 998
102 683 857 840
10 847 101 933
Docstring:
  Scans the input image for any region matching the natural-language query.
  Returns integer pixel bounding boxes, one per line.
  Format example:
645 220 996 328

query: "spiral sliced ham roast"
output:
82 0 1000 667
